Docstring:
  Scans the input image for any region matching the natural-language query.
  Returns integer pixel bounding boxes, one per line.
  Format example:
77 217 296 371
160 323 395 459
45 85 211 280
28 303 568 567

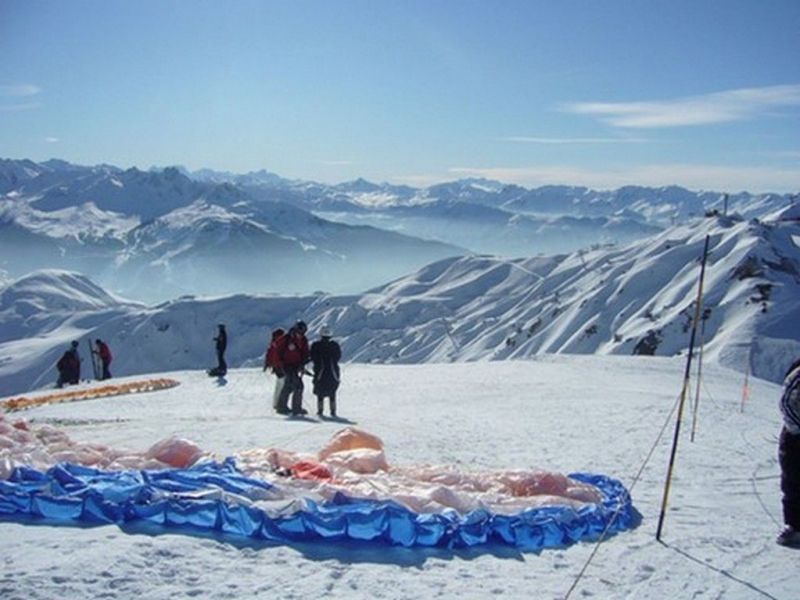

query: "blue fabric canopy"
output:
0 460 636 551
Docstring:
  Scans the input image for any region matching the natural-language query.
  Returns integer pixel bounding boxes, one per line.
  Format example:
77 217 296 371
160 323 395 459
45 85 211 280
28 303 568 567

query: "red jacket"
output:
97 341 112 363
274 331 309 370
265 330 285 371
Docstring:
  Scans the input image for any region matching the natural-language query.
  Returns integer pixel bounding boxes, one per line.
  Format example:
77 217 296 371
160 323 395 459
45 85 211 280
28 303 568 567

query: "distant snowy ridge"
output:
1 212 798 395
0 160 462 301
2 159 795 301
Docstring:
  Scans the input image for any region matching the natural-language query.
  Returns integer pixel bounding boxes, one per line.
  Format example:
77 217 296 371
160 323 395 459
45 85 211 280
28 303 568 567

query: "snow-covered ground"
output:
1 356 795 599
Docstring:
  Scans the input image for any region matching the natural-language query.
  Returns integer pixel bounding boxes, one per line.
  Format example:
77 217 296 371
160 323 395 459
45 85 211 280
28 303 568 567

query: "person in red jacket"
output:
94 339 113 380
274 321 310 416
263 328 286 412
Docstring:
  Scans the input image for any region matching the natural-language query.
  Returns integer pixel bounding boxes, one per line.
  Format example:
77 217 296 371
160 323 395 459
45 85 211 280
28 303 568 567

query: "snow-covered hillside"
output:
1 211 797 396
0 358 795 599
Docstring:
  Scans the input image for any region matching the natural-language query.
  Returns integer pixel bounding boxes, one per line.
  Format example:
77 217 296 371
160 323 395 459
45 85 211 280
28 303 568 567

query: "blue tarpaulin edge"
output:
0 461 636 551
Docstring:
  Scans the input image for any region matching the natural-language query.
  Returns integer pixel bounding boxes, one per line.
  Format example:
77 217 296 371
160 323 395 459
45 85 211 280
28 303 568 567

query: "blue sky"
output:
1 0 799 192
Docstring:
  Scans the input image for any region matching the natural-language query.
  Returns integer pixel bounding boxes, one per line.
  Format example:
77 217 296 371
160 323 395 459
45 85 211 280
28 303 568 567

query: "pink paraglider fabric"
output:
0 416 636 550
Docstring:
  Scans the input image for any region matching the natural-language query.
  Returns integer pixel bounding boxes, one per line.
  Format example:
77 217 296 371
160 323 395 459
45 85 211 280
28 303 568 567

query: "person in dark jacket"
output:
310 325 341 417
56 340 81 387
274 320 310 416
94 339 113 380
213 324 227 376
778 357 800 547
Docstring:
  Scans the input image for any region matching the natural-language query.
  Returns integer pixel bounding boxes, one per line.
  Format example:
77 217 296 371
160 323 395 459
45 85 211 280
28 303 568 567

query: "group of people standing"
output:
263 320 341 417
55 339 113 388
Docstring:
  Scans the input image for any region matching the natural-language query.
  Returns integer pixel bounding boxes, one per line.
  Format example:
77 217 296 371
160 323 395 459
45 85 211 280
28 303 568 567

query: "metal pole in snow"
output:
689 312 707 442
86 339 99 380
656 234 710 541
740 359 751 413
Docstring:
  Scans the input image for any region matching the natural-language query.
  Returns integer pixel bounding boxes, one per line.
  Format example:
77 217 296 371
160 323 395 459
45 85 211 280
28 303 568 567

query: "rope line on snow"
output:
660 542 781 600
562 391 682 600
751 462 781 529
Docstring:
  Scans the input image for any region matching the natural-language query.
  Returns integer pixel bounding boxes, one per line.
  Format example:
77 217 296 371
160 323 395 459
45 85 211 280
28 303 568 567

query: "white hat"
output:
320 325 332 337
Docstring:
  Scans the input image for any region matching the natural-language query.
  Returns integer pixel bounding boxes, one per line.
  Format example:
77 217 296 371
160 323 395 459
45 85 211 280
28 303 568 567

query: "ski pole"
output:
656 234 710 541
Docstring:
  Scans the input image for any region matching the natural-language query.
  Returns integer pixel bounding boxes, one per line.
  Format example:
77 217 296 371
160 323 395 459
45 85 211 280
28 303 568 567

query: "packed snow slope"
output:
0 357 795 599
1 209 798 396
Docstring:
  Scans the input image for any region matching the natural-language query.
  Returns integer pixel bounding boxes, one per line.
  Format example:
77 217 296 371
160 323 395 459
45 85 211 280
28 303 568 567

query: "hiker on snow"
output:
213 324 227 376
274 320 310 416
93 339 113 380
263 327 286 412
310 325 341 417
56 340 81 388
778 357 800 548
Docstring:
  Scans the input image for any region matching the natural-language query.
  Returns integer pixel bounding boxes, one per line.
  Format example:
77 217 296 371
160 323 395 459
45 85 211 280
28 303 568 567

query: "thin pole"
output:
656 234 710 541
690 311 707 442
740 359 751 413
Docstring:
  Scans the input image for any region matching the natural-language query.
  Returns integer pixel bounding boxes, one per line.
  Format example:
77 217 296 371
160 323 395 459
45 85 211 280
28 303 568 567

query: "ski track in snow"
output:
0 356 795 599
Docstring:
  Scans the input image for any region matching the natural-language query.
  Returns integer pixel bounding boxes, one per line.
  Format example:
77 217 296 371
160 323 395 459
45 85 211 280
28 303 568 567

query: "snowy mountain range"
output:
0 159 460 302
2 158 795 303
1 205 797 396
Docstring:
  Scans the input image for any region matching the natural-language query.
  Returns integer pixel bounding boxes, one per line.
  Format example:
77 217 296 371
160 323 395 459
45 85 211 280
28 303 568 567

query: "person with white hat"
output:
310 325 341 417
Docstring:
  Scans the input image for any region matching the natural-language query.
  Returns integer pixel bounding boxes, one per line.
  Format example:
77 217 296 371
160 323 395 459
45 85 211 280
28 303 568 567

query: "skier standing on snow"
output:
777 357 800 547
263 327 286 412
274 321 310 416
310 325 341 417
56 340 81 388
213 324 227 376
93 339 113 380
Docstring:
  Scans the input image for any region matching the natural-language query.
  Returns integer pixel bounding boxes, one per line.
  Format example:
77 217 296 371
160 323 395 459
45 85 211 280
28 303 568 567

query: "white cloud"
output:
562 84 800 128
0 102 42 112
45 137 60 143
0 83 41 97
767 150 800 160
0 83 43 111
447 163 800 193
500 136 649 144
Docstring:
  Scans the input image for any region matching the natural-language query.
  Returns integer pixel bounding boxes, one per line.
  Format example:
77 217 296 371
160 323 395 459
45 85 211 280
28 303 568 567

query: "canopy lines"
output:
1 378 180 412
562 390 682 599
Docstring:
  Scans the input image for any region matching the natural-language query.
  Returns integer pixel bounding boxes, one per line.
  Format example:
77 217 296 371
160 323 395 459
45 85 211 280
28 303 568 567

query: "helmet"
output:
320 325 332 337
71 340 79 347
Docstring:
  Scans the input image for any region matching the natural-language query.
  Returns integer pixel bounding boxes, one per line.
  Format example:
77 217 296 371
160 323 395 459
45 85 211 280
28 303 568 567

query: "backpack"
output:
98 341 112 363
265 328 285 370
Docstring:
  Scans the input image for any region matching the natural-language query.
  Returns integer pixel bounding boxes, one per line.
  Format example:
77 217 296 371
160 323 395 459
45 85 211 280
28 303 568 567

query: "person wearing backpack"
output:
310 325 341 417
778 357 800 548
263 328 286 413
94 339 113 380
274 320 310 416
56 340 81 387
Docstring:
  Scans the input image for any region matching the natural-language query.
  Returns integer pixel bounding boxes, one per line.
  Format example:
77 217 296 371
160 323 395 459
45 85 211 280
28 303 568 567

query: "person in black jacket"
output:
56 340 81 387
213 324 227 376
310 325 341 417
778 357 800 547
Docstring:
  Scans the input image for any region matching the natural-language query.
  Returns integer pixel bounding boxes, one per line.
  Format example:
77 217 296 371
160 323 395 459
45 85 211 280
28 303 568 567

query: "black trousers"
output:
779 427 800 530
316 392 337 416
278 368 304 414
